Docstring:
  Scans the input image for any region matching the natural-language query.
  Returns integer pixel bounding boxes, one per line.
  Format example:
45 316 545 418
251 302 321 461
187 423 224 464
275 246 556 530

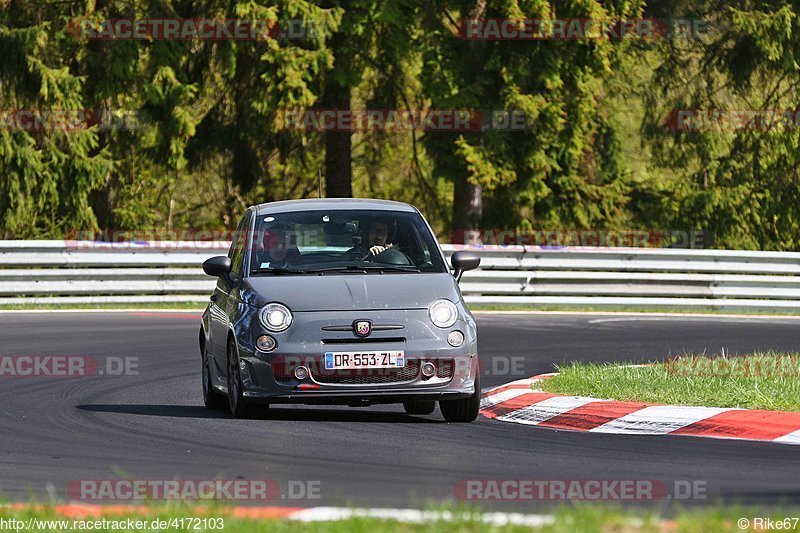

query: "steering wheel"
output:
368 247 413 266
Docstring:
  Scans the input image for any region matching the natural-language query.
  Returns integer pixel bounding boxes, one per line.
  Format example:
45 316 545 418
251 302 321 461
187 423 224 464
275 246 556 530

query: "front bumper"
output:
234 308 478 405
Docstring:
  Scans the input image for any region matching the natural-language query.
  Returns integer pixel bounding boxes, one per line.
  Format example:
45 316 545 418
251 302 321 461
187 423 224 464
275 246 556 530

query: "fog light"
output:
421 362 436 378
256 335 277 352
447 330 464 347
294 366 309 380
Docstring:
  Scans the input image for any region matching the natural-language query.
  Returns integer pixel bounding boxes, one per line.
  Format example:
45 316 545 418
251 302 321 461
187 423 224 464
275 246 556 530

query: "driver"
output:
351 219 393 260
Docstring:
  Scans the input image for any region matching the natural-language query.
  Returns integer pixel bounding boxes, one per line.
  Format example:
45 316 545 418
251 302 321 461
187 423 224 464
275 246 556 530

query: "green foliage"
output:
641 1 800 249
2 0 799 249
0 11 113 238
418 0 645 232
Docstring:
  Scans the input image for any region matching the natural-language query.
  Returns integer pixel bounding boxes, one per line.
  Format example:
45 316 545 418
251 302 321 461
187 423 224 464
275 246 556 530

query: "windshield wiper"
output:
298 265 369 274
253 265 422 275
303 264 421 273
251 267 309 275
356 265 421 273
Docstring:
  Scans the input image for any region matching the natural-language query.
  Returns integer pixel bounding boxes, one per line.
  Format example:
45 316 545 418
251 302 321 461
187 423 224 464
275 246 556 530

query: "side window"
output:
229 211 252 278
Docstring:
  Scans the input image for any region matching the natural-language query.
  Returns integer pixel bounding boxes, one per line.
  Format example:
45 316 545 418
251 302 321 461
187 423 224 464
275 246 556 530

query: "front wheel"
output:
226 338 267 419
440 373 480 423
202 343 226 410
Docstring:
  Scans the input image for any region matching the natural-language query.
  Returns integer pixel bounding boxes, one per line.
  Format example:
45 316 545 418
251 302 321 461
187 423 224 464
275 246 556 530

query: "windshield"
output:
248 209 447 275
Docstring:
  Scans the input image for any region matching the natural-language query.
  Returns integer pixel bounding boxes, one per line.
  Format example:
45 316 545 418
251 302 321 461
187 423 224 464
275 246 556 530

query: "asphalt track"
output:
1 311 799 510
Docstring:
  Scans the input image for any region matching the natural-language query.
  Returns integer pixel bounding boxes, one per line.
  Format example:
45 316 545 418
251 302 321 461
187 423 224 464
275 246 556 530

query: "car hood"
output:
243 273 461 311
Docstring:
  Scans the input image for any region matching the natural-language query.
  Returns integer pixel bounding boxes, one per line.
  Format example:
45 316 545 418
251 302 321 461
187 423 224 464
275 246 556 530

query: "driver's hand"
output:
368 243 392 256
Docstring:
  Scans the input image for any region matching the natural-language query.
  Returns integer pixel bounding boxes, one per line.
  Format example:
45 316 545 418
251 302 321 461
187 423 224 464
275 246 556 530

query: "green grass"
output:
541 353 800 411
2 503 799 532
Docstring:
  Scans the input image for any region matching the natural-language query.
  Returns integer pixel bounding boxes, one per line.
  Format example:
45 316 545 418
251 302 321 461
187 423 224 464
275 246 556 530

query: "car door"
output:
210 211 251 374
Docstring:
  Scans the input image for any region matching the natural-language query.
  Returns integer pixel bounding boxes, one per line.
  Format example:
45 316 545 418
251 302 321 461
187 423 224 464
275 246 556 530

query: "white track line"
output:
774 429 800 445
480 388 534 409
289 507 555 527
498 396 602 425
590 406 735 435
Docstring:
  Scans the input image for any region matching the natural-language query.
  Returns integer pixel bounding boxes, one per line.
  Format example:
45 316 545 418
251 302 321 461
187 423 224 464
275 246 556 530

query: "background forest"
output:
2 0 800 249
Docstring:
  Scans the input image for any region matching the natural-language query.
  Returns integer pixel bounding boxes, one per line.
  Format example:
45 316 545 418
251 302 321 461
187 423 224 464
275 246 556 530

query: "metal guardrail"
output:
2 240 800 310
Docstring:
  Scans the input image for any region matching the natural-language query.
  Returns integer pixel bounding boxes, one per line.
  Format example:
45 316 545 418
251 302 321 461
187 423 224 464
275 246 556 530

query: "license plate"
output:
324 351 405 370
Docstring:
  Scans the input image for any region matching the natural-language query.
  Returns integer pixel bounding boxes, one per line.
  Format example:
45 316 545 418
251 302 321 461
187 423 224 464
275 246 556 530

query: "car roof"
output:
253 198 417 215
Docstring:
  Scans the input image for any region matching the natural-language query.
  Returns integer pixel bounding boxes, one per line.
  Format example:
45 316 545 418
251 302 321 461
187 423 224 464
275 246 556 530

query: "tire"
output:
202 343 227 410
403 400 436 415
226 337 267 419
440 372 480 423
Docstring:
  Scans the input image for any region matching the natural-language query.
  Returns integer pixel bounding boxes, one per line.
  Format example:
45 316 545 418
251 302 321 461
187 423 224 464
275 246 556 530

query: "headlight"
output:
260 303 292 332
429 299 458 328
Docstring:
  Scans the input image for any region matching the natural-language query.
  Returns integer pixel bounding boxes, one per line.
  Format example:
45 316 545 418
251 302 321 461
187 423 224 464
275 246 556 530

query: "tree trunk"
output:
452 179 482 232
321 30 352 198
451 0 487 231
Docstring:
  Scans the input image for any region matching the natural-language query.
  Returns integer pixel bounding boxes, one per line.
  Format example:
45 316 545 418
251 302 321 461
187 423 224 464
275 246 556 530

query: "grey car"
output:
199 198 481 421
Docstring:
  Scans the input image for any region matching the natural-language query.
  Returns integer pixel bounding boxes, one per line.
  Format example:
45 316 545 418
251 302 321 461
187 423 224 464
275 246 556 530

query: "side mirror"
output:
203 256 232 277
450 251 480 282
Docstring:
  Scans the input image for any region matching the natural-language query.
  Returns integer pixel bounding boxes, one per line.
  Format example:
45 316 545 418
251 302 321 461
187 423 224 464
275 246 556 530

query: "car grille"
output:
437 359 455 379
321 337 405 345
311 359 420 385
272 358 455 386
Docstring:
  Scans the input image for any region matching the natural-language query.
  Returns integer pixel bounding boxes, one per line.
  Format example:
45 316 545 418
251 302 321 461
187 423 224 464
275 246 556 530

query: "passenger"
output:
258 222 300 268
